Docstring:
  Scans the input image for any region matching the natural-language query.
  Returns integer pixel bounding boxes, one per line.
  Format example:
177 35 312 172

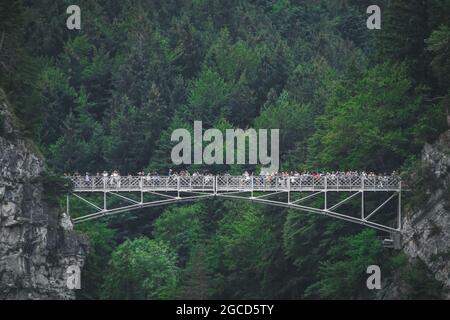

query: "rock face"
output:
0 90 88 299
402 130 450 293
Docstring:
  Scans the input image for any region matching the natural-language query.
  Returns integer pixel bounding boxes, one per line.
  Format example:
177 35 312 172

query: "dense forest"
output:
1 0 449 299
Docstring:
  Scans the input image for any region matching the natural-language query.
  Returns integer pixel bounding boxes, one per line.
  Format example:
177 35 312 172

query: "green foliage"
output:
37 66 77 146
103 96 154 173
376 0 430 81
177 245 213 299
255 90 315 167
185 67 231 126
76 222 116 300
285 57 337 114
147 113 192 173
427 25 450 89
0 1 46 137
304 229 382 299
206 29 260 83
47 88 105 173
282 210 348 295
208 201 275 298
153 204 205 264
307 63 442 171
39 171 73 205
102 237 179 300
385 253 444 299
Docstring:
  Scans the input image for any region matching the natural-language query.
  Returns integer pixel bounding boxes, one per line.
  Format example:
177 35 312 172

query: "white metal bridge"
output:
67 174 403 237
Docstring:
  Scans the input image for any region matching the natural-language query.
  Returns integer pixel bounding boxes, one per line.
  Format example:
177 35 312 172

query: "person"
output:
85 172 90 183
111 170 121 187
100 171 108 188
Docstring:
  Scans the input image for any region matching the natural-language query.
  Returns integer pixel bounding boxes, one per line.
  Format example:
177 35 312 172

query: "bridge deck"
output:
68 174 404 233
69 175 402 193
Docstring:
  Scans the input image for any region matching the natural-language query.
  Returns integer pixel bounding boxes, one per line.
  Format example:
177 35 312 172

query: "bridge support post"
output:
287 177 290 204
103 192 107 210
361 178 365 220
361 191 364 220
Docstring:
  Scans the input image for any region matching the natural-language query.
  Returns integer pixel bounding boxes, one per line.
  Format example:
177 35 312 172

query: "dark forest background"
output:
1 0 449 299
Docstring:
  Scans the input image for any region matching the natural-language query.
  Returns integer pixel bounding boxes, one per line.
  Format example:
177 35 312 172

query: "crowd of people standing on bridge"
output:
67 170 399 188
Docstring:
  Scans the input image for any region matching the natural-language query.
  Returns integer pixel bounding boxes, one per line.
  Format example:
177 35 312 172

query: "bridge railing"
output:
179 175 215 191
69 175 401 192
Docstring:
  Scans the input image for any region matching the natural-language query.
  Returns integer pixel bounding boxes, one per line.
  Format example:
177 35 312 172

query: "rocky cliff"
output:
402 129 450 294
0 90 88 299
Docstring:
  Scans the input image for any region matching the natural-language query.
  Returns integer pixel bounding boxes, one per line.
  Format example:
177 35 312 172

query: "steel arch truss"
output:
69 189 215 224
215 189 402 234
